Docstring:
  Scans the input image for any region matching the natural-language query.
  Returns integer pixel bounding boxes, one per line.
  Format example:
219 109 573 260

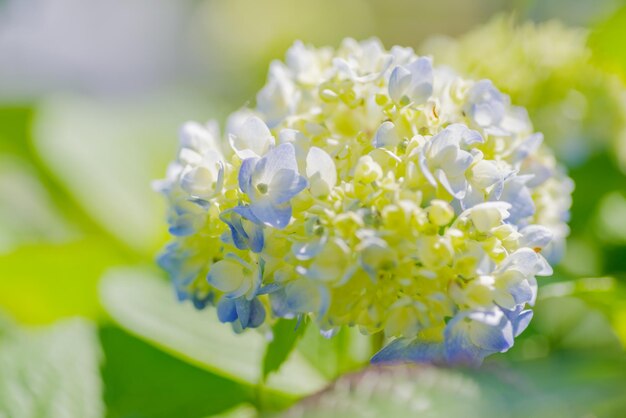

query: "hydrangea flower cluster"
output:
156 38 573 365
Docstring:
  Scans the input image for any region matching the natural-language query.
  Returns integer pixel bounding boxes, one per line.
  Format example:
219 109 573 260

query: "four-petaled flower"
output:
417 124 483 199
238 142 307 229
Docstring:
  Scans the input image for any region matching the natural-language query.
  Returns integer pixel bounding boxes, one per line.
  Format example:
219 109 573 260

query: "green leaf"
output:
279 353 626 418
101 325 251 418
99 267 327 397
0 316 104 418
263 319 307 380
589 6 626 81
32 95 221 255
297 324 372 380
0 157 77 253
276 365 499 418
0 106 33 157
0 238 126 324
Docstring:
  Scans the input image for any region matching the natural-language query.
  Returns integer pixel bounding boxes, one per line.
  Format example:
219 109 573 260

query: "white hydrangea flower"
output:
156 38 573 365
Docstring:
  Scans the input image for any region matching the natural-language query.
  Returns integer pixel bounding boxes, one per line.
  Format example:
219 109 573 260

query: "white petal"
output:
306 146 337 195
373 121 400 148
388 65 411 102
207 260 247 294
228 116 275 159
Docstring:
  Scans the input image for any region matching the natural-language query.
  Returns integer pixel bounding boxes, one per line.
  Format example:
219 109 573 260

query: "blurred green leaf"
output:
32 94 220 255
533 296 621 350
208 404 257 418
589 5 626 81
0 316 104 418
297 324 372 380
101 325 252 418
0 238 127 324
594 191 626 246
99 267 327 398
279 354 626 418
0 157 79 253
277 365 498 418
0 106 33 157
263 319 307 380
567 153 625 233
536 276 626 349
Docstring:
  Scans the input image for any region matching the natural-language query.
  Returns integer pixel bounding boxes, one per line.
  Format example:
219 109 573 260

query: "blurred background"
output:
1 0 626 417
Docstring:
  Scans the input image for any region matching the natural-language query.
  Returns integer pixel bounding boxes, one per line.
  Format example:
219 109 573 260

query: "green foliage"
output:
276 365 497 418
99 267 327 397
0 238 126 324
0 106 33 157
297 325 372 380
589 5 626 81
263 319 307 380
0 316 104 418
101 326 251 418
31 96 219 255
279 356 626 418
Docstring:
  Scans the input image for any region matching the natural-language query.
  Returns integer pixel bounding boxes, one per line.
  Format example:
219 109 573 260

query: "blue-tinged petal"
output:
444 316 487 366
269 288 291 317
512 133 543 163
519 225 553 250
232 205 262 224
494 175 535 223
446 124 484 147
235 298 251 329
255 143 299 185
509 278 534 306
248 298 266 328
192 292 214 310
497 248 551 277
168 213 200 236
284 279 326 315
371 338 444 364
238 157 259 196
257 282 282 295
388 65 411 102
292 234 328 260
466 311 514 352
220 210 248 249
268 168 307 204
405 57 433 104
512 309 533 337
250 200 293 229
158 242 209 305
502 306 533 337
248 224 265 253
220 208 265 252
465 80 507 129
217 298 238 323
444 309 515 365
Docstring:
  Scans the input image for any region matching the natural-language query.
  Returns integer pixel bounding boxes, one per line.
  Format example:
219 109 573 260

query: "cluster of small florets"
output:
156 38 573 364
421 15 625 165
